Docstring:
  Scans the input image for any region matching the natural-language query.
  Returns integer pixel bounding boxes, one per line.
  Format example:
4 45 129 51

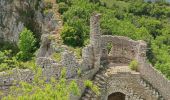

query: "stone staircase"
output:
80 66 165 100
139 78 165 100
81 70 108 100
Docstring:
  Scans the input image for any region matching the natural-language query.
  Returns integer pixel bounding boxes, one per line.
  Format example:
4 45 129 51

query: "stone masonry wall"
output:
89 13 101 68
100 35 140 64
136 41 170 100
140 64 170 100
82 45 94 71
61 51 80 78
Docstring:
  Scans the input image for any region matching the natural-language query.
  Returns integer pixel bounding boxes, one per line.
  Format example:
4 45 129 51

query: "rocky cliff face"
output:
0 0 47 42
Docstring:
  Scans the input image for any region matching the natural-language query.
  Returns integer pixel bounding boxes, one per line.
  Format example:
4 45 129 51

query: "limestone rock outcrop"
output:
0 0 45 42
0 0 61 43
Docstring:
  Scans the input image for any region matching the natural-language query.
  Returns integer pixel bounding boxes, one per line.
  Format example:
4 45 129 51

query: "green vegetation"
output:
1 67 99 100
57 0 170 79
0 50 36 71
129 60 138 71
17 28 36 61
2 68 80 100
0 28 37 72
0 50 18 71
84 80 100 95
52 52 62 62
0 0 170 99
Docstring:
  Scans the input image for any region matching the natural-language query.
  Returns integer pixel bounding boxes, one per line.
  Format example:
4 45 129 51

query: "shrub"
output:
129 60 138 71
84 80 100 95
0 50 21 71
17 28 36 61
61 24 85 47
58 2 69 14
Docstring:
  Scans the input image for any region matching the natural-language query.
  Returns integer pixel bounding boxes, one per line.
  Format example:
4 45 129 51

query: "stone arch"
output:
106 86 132 100
108 92 125 100
102 76 144 100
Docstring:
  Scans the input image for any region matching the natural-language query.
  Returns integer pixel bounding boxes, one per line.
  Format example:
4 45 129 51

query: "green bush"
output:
84 80 100 95
0 50 19 71
58 2 69 14
129 60 138 71
61 23 85 47
17 28 36 61
0 50 35 72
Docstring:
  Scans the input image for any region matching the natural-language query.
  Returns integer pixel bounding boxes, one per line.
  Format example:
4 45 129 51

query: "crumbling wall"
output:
100 35 140 64
61 51 80 78
136 41 170 100
81 45 94 71
36 34 55 57
0 69 34 91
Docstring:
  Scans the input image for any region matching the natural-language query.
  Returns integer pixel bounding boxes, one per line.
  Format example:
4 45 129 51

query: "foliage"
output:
84 80 100 95
129 60 138 71
58 0 170 79
61 24 83 47
61 19 88 47
0 50 19 71
107 43 112 53
0 50 37 72
58 2 69 14
2 67 100 100
17 28 36 61
2 68 80 100
61 0 98 47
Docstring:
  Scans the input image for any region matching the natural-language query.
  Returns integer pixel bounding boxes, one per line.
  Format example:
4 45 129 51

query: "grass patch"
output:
52 52 61 62
129 60 138 71
84 80 100 96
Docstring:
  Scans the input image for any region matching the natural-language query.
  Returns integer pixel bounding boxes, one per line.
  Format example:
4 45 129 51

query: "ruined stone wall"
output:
100 35 140 64
0 57 60 90
81 45 94 71
136 41 170 100
61 51 80 78
105 73 143 100
140 64 170 100
0 68 34 92
95 71 162 100
89 13 101 68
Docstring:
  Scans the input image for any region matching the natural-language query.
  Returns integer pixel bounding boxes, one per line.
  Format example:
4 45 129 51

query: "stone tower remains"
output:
90 13 101 68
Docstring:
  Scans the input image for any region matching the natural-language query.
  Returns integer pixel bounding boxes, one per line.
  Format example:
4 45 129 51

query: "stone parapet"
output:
140 63 170 99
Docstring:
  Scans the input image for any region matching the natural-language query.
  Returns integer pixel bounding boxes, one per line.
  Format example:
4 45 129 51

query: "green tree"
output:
17 28 36 61
61 19 87 47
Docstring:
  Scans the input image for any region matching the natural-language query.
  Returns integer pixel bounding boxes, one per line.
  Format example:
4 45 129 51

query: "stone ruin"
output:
0 13 170 100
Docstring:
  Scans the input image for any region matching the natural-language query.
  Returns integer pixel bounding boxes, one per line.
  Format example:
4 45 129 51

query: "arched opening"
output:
108 92 125 100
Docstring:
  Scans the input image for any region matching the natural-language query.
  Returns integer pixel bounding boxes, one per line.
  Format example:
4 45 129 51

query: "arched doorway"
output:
108 92 125 100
